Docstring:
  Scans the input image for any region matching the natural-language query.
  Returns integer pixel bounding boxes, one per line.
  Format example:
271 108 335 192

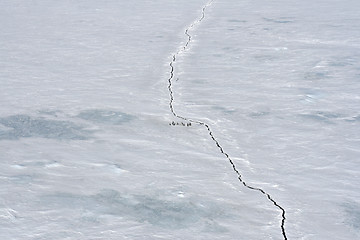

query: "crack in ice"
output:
166 1 288 239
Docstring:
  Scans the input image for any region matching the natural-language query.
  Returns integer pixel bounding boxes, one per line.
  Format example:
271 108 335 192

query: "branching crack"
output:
166 1 288 239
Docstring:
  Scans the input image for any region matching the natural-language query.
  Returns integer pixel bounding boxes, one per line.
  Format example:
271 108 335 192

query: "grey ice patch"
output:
343 202 360 231
203 219 229 233
304 71 329 80
212 54 223 58
253 54 277 62
328 56 357 67
212 106 236 115
0 124 12 135
299 111 343 124
299 88 325 98
38 109 61 117
227 19 247 23
263 17 294 24
312 111 343 119
249 111 270 118
8 175 34 185
0 114 89 140
345 115 360 122
41 189 228 230
77 109 133 125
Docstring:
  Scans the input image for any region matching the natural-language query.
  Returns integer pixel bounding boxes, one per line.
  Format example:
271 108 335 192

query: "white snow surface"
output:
1 0 360 239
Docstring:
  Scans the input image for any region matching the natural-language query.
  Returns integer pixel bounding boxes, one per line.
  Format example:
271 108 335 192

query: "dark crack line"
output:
166 1 288 239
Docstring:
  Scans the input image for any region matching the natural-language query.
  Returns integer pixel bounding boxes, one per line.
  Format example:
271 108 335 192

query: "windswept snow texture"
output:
0 0 360 240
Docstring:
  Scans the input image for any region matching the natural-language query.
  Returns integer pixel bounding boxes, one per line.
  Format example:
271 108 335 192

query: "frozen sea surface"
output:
1 0 360 239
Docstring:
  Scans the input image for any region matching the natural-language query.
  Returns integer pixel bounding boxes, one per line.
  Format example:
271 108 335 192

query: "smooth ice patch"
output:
0 114 90 140
299 111 345 124
76 109 134 125
211 106 236 115
40 189 228 230
343 202 360 231
89 163 127 174
249 111 270 118
263 17 294 24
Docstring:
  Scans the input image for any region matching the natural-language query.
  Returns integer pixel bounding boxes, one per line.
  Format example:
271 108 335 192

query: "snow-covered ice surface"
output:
1 0 359 239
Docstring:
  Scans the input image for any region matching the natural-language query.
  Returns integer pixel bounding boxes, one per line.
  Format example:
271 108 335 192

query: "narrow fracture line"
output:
166 1 288 239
